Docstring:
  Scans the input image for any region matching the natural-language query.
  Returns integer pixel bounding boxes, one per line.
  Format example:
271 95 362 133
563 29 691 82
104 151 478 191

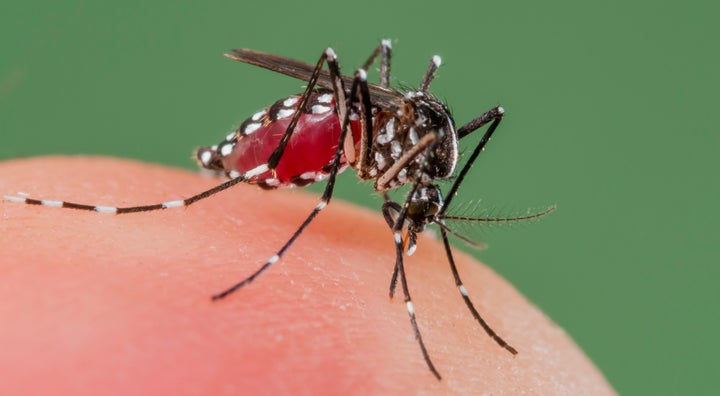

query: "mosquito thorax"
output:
365 91 458 190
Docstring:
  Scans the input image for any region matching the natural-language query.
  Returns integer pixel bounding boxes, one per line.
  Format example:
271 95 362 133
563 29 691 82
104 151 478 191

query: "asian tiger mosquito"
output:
3 40 554 379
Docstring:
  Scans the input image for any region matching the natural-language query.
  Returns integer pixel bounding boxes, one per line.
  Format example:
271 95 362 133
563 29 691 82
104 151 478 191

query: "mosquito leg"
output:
352 68 375 177
439 227 517 354
419 55 442 92
442 107 504 212
457 105 505 140
377 130 442 298
348 39 391 171
212 67 370 300
1 167 265 214
361 39 392 88
381 200 402 298
389 172 442 379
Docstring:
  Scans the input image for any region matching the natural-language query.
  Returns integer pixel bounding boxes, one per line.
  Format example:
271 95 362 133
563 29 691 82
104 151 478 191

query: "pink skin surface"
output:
0 156 615 395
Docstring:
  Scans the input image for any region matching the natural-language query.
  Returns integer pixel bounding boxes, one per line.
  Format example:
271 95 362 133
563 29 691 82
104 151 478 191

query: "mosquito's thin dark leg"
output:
381 200 402 298
361 39 392 88
267 48 346 170
389 172 442 379
419 55 442 92
382 135 448 378
439 227 517 354
442 107 504 212
212 68 369 300
354 69 375 177
350 39 392 173
2 171 256 214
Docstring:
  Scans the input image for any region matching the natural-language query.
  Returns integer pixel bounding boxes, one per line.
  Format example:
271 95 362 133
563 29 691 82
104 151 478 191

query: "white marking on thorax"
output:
376 119 395 144
374 152 387 170
397 168 408 183
408 128 419 145
390 140 402 159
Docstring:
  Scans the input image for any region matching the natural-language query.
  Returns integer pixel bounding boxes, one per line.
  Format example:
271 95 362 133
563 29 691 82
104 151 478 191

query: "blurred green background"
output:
1 1 717 394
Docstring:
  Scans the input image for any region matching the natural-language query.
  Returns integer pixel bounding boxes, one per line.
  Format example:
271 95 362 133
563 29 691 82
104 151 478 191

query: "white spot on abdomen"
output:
283 97 299 107
276 109 295 119
243 123 261 135
199 150 212 165
311 105 331 114
252 110 266 121
220 143 234 157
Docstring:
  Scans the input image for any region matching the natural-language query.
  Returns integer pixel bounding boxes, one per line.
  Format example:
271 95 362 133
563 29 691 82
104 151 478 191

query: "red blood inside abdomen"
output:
225 110 361 185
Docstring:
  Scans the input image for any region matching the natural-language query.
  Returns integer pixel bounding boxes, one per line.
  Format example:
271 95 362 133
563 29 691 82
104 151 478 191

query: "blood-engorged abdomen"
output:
196 89 362 189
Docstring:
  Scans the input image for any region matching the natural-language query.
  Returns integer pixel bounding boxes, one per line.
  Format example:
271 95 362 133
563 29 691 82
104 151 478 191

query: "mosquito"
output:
3 40 554 379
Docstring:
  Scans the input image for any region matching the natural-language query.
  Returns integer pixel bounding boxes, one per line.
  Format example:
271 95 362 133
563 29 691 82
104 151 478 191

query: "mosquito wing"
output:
225 48 403 108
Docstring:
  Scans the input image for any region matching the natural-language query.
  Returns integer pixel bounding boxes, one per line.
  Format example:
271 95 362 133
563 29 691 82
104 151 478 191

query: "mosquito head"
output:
406 185 444 233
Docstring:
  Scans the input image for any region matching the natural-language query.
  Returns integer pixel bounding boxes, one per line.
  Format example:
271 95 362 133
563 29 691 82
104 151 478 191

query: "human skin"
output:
0 156 615 395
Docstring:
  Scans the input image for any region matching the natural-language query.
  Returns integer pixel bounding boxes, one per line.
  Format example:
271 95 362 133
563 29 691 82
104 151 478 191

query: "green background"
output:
1 1 717 394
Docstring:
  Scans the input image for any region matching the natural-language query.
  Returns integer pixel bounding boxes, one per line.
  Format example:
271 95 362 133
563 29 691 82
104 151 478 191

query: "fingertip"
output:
0 156 615 395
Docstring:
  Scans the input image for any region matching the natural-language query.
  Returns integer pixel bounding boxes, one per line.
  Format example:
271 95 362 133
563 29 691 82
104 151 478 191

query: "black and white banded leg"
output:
2 166 263 214
436 107 518 353
388 171 443 380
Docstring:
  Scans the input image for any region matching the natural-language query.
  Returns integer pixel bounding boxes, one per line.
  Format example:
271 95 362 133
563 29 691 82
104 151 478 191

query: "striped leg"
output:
360 39 392 88
389 179 442 380
2 165 268 214
439 227 517 355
